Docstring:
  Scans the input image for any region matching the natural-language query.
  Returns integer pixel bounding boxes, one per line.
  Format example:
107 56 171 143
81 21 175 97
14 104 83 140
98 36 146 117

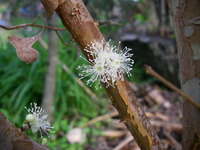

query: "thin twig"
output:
144 65 200 109
38 38 49 49
0 20 121 31
0 23 65 31
57 60 99 101
37 37 97 102
78 111 172 132
31 12 44 24
78 111 118 128
55 30 74 47
112 118 182 134
102 130 126 138
97 20 123 28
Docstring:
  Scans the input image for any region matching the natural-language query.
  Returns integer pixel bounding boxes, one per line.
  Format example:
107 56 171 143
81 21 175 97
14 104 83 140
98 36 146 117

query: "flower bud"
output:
26 114 35 122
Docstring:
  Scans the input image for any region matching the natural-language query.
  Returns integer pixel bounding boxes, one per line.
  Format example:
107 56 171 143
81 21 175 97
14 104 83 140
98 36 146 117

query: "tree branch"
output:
0 24 65 31
39 0 165 149
144 65 200 108
0 21 120 31
0 112 48 150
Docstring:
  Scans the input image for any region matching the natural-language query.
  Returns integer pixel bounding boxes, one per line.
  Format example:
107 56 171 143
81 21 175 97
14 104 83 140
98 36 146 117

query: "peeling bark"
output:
167 0 200 149
39 0 165 149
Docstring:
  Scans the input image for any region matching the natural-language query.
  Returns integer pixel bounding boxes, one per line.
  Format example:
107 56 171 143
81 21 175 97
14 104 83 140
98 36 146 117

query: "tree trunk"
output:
167 0 200 149
42 14 58 122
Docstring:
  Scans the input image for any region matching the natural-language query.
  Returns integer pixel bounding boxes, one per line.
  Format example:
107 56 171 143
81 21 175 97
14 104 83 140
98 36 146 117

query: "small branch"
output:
0 20 121 31
78 111 118 128
78 111 178 133
144 65 200 109
96 20 123 28
31 12 44 24
38 38 49 49
0 24 65 31
57 60 99 101
55 31 74 47
38 37 97 103
97 20 122 26
38 32 75 51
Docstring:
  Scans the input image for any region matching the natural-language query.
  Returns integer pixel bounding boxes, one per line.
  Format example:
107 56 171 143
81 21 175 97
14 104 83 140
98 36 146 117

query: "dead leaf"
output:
8 31 42 64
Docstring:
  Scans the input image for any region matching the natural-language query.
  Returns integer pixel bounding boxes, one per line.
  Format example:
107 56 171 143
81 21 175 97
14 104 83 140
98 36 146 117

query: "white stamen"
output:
77 40 134 88
25 103 54 138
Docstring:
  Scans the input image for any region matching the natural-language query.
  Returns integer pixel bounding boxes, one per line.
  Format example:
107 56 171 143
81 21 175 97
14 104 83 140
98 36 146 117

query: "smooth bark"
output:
167 0 200 149
42 14 58 122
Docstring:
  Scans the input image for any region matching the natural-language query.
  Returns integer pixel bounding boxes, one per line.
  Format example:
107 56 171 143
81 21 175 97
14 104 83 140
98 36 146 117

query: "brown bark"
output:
40 0 165 149
167 0 200 149
0 112 48 150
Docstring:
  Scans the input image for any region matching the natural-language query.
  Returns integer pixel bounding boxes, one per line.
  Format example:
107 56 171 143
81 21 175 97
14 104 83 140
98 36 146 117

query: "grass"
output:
0 15 151 149
0 16 108 149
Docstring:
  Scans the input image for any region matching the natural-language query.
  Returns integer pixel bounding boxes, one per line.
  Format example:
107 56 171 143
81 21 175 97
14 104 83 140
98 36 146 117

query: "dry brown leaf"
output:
8 31 42 64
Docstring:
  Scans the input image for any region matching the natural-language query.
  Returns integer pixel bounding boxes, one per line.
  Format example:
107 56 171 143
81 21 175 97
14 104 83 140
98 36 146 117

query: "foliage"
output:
0 15 107 149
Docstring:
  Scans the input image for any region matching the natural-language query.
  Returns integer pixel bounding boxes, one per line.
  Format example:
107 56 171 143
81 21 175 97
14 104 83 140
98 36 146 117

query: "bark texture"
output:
167 0 200 149
40 0 165 149
42 14 58 122
0 112 48 150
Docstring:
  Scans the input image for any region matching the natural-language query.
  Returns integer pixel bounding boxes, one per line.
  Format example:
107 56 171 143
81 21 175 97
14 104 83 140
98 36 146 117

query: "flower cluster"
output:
24 103 54 138
77 40 134 88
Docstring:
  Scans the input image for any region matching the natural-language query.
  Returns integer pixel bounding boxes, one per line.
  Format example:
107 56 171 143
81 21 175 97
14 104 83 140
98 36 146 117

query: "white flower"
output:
77 40 134 88
24 103 54 137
